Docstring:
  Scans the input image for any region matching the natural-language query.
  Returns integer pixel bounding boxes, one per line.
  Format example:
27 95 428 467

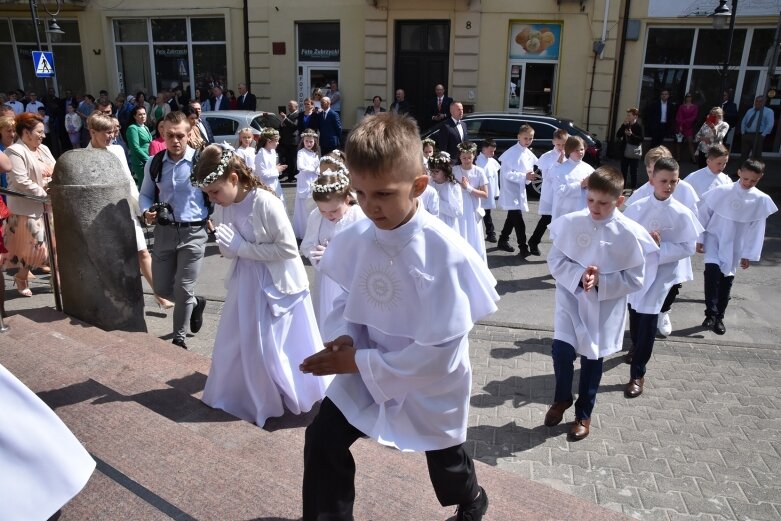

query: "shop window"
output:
689 69 738 112
191 18 225 42
297 22 340 62
154 44 188 92
638 68 689 117
114 19 147 43
644 28 694 65
0 44 16 93
748 29 776 66
0 20 10 42
117 45 152 96
694 29 745 66
12 19 37 43
152 19 187 43
193 43 227 96
52 45 86 94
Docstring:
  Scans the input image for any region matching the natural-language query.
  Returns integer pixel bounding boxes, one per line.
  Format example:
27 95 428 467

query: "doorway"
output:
507 61 557 115
394 20 450 130
298 65 339 108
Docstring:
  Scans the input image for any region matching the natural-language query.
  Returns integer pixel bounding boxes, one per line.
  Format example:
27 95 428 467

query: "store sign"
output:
508 23 561 61
155 48 188 58
298 22 340 62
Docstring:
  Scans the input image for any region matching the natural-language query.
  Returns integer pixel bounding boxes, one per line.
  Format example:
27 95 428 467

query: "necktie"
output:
747 110 758 131
437 98 442 112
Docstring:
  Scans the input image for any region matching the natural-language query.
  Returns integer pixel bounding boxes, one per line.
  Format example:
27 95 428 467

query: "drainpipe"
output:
608 0 632 156
243 0 251 85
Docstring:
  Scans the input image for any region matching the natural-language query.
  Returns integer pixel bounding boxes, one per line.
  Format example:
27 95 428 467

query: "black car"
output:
422 112 602 194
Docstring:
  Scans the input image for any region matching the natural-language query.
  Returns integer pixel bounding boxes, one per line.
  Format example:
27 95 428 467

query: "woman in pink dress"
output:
675 93 699 163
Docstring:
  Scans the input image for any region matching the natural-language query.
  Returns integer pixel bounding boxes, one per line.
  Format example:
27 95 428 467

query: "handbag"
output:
624 142 642 159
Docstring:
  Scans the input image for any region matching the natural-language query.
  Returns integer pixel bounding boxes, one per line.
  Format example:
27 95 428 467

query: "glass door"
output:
298 64 339 107
507 62 556 115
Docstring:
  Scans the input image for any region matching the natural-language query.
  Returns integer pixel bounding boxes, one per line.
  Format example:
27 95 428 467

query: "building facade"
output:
1 0 779 154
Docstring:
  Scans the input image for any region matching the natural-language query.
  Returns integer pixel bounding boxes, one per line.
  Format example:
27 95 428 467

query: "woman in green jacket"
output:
125 106 152 188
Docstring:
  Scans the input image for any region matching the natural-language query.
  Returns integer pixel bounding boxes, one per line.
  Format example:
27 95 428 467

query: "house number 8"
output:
466 21 472 29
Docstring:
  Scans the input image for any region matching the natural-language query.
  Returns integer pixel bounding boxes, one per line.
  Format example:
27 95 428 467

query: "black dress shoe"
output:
702 316 715 328
190 296 206 334
713 319 726 335
496 241 514 252
485 234 497 243
454 486 488 521
568 418 591 441
528 243 541 256
624 377 644 398
518 246 530 258
172 338 188 349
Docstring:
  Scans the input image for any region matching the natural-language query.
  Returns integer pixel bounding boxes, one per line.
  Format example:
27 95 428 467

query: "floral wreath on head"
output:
421 138 436 148
260 127 280 140
457 141 477 155
191 142 235 188
428 151 451 169
300 128 318 140
312 170 350 194
319 155 347 172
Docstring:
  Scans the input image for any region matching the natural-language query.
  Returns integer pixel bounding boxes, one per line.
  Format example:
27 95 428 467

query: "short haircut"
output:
587 165 624 198
87 112 113 132
706 143 729 159
164 110 188 127
652 157 679 175
741 158 765 175
0 115 15 132
564 135 585 156
643 145 672 168
481 138 497 149
345 112 424 179
626 107 639 116
552 129 569 141
518 124 534 136
14 112 44 136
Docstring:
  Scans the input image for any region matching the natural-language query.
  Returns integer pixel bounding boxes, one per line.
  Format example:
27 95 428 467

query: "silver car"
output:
200 110 281 145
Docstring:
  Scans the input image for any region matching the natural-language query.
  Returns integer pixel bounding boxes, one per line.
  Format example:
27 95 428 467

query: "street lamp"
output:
28 0 64 53
711 0 738 105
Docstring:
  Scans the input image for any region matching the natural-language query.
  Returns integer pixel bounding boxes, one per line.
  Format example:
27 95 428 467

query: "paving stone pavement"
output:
466 323 781 521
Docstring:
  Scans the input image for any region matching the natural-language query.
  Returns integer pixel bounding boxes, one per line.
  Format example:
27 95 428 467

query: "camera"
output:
149 202 174 226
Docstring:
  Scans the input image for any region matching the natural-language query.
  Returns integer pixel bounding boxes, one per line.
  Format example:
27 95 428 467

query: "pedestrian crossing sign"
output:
32 51 55 78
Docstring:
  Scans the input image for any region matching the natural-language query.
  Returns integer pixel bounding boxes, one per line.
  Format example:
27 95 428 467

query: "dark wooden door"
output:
394 21 450 130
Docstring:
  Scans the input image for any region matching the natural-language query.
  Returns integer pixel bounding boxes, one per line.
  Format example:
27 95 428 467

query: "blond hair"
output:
643 145 672 168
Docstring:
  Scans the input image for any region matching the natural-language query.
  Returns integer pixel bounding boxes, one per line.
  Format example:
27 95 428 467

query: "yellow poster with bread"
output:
509 23 561 60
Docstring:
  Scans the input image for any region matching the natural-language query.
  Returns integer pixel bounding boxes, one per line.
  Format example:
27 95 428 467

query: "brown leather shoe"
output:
624 377 644 398
544 399 573 427
568 418 591 441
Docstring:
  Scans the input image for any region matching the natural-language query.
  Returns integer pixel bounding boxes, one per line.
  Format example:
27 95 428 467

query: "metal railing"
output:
0 186 62 332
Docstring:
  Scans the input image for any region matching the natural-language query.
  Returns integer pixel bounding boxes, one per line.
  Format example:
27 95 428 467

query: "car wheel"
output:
530 177 543 195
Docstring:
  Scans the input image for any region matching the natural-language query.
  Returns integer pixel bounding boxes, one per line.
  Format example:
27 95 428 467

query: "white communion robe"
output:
0 363 95 521
625 180 701 285
454 164 488 262
547 208 658 360
498 143 537 211
430 179 463 234
235 146 256 173
202 188 328 427
680 167 731 198
292 148 320 239
254 147 286 206
699 182 778 276
624 195 704 314
548 158 594 220
536 148 563 216
475 153 500 210
318 204 499 451
419 183 440 217
300 204 366 333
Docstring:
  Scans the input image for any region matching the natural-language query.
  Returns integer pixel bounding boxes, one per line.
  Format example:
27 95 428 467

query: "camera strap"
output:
148 149 212 215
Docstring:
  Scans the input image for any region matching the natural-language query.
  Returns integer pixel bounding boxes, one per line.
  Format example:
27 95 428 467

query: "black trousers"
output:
620 157 640 190
303 398 479 520
529 214 552 246
628 305 658 380
498 209 527 247
484 209 495 237
278 143 298 178
660 283 681 314
704 263 734 319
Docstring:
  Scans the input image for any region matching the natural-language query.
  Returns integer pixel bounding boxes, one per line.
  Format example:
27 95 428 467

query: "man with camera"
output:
139 111 210 349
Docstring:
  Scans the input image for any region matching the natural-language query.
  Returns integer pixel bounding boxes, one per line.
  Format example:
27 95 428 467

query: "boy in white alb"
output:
680 144 731 198
697 159 777 335
528 129 567 256
300 113 498 520
475 138 500 242
547 136 594 221
544 166 657 440
625 146 699 338
497 125 538 257
623 158 703 398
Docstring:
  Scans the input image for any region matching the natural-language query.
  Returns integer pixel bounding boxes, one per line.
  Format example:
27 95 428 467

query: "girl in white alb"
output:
300 166 366 332
234 127 256 173
292 129 321 239
195 144 327 427
254 128 287 207
427 151 463 234
548 136 594 220
453 141 488 262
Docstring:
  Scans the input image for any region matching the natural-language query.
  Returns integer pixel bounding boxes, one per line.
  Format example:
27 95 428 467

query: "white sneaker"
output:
658 312 672 337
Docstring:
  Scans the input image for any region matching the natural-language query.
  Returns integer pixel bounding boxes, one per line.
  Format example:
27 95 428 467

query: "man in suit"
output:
188 100 214 143
210 86 229 111
429 84 453 128
389 89 411 116
278 100 300 181
317 96 342 154
435 101 468 162
645 90 676 148
236 83 257 111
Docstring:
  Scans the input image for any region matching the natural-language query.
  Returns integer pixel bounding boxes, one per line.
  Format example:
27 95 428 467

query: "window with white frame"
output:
0 18 84 96
113 17 226 101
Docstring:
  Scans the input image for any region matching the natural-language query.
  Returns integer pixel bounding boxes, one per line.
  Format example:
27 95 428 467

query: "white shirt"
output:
25 101 44 114
660 101 668 123
4 100 23 114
